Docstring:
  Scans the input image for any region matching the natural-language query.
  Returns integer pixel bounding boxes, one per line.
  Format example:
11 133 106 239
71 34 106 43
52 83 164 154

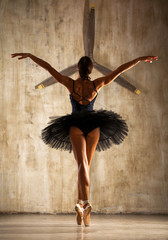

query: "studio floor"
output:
0 214 168 240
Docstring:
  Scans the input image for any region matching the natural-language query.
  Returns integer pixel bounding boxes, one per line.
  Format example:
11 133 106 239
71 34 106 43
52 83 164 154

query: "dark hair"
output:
78 56 93 80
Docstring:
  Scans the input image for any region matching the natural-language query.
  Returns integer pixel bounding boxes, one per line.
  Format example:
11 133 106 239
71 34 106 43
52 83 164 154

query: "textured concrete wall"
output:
0 0 168 214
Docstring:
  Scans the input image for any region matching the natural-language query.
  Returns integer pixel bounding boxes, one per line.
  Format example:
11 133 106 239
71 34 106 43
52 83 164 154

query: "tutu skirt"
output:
41 109 128 153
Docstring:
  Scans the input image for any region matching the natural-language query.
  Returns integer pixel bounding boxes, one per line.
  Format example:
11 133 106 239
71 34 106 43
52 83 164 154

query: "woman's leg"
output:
86 127 100 168
82 127 100 226
70 126 100 226
69 126 89 200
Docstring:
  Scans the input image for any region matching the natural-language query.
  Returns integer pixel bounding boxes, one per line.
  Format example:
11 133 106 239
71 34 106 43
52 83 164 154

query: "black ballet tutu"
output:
41 109 128 153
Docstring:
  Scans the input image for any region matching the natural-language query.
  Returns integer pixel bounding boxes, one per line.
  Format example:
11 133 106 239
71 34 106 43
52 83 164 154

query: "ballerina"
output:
11 53 158 226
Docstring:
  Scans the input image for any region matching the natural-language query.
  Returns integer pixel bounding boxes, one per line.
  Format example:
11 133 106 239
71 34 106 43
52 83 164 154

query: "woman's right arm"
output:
11 53 73 90
94 56 158 91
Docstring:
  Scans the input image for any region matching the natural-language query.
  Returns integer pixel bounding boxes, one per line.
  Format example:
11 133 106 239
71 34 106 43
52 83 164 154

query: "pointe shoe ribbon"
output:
75 203 83 213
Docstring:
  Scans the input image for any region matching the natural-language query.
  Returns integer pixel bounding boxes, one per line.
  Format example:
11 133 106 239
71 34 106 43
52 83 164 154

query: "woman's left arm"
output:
116 56 158 74
94 56 158 89
11 53 72 89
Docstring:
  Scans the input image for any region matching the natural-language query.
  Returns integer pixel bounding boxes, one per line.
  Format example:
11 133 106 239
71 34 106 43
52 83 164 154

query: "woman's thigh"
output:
69 126 87 165
86 127 100 167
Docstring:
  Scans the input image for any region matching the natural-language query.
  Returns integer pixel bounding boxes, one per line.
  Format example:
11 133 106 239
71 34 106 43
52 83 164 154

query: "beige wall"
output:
0 0 168 214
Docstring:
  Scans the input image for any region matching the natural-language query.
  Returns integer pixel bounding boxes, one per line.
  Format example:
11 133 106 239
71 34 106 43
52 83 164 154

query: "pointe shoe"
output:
75 203 83 225
83 202 92 227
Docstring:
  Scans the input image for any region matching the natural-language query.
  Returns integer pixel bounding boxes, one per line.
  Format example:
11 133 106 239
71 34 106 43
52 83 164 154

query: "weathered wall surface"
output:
0 0 168 213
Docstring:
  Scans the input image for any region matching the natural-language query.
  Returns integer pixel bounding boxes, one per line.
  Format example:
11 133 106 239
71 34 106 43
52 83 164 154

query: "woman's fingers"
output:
149 56 158 61
11 53 29 59
143 56 158 63
11 53 18 58
11 53 22 58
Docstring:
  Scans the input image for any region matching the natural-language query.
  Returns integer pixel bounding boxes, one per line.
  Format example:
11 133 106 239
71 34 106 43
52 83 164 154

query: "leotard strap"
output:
71 81 98 104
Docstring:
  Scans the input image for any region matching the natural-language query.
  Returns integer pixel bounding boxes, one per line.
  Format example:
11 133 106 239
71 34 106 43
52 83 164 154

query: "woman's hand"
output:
11 53 31 60
138 56 158 63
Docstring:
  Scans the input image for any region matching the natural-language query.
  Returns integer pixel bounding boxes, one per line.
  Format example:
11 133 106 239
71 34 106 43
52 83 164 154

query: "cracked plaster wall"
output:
0 0 168 213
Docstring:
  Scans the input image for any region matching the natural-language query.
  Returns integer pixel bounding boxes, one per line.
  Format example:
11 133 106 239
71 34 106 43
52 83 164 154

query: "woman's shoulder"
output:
71 78 96 93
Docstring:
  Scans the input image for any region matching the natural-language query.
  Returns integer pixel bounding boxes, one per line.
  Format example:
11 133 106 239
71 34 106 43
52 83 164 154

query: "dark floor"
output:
0 214 168 240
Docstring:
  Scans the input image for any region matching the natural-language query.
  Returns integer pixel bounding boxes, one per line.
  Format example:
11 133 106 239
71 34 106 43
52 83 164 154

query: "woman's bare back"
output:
69 78 98 105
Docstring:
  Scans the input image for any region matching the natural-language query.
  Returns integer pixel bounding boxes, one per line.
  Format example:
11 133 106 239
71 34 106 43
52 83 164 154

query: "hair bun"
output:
78 56 93 80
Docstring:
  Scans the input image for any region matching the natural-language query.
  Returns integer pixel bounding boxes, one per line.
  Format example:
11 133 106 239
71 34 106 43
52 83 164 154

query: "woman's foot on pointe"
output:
75 200 83 225
83 200 92 227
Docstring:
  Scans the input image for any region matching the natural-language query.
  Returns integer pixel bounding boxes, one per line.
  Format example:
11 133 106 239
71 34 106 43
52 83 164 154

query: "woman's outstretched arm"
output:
11 53 73 89
94 56 158 90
